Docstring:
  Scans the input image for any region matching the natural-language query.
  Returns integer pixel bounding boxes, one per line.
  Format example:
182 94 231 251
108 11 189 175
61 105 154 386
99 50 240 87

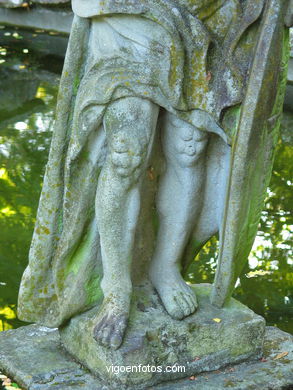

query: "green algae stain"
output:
196 0 227 20
63 221 103 307
85 273 103 306
73 75 81 96
169 43 182 89
222 104 241 142
35 225 51 235
65 232 92 277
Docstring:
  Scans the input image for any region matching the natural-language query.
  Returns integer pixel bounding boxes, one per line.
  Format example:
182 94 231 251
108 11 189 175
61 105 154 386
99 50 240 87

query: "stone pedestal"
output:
59 284 265 388
0 324 292 389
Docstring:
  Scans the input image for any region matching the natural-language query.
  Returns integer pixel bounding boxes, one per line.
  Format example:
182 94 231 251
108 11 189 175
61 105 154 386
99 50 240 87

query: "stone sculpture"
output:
17 0 291 377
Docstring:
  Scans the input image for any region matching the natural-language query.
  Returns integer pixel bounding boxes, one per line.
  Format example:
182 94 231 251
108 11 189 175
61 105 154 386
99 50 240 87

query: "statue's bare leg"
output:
150 113 208 320
93 97 159 349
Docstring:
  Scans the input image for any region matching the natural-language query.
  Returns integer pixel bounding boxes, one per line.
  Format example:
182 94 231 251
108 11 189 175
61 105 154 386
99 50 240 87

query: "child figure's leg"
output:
150 112 208 320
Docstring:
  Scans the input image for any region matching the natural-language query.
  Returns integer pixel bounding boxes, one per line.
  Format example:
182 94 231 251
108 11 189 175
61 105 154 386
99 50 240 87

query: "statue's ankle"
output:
101 279 132 301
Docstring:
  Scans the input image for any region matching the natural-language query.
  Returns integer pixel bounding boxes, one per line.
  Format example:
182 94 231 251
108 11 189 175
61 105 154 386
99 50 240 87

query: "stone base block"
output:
0 324 293 389
59 284 265 388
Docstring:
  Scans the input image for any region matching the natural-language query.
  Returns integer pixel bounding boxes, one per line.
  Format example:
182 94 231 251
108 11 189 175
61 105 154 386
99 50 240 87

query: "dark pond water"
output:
0 26 292 335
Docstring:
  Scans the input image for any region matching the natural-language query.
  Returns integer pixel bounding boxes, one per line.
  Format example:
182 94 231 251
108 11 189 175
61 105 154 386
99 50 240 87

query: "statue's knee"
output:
103 98 153 178
111 150 143 178
175 129 208 167
109 136 146 178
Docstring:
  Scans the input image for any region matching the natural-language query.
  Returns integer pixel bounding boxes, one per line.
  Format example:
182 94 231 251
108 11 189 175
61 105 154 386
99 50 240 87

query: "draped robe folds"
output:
18 0 265 327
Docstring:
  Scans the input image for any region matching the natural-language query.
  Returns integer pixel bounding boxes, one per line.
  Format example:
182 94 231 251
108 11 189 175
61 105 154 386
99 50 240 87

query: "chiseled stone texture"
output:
0 325 102 390
59 284 265 387
0 324 292 389
157 326 293 390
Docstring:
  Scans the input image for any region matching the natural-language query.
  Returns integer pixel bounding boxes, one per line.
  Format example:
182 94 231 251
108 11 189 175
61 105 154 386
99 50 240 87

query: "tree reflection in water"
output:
0 26 292 334
0 81 56 330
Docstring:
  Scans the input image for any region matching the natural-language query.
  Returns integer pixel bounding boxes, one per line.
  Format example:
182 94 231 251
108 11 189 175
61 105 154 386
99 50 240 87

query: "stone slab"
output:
0 324 292 390
0 7 73 33
59 284 265 387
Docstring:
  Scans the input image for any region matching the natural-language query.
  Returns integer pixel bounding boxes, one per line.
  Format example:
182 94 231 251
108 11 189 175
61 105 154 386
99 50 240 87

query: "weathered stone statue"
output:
16 0 291 386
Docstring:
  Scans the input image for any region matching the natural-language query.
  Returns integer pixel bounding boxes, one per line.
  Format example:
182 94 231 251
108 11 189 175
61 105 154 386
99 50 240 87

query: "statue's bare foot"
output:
150 266 197 320
93 294 130 350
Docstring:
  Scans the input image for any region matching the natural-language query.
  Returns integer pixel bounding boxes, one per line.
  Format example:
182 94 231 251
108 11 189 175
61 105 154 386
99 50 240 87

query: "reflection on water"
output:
0 82 56 330
0 25 60 331
0 26 292 334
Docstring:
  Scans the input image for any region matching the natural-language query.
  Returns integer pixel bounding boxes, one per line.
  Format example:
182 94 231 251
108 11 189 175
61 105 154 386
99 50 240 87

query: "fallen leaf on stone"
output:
147 167 155 181
206 71 212 81
189 376 198 380
213 318 221 323
274 351 288 360
224 379 236 386
192 356 200 361
227 367 235 372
